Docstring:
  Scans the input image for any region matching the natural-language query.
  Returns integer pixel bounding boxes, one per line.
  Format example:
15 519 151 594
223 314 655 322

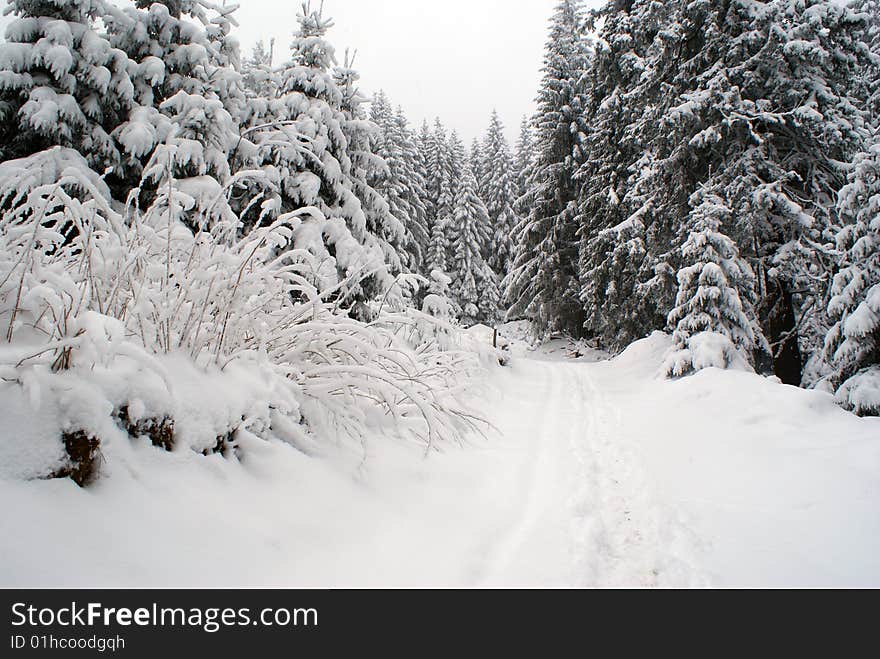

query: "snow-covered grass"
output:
0 147 499 489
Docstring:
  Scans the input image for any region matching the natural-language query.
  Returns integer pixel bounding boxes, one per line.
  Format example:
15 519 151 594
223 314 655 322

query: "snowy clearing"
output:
2 329 877 588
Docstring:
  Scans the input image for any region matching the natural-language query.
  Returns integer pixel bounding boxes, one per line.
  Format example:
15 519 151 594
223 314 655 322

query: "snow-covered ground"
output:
1 327 878 587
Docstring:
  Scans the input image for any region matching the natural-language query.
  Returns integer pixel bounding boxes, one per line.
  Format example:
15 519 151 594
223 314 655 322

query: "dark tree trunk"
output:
761 280 804 386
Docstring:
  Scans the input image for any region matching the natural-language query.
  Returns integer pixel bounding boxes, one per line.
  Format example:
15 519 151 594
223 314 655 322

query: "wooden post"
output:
493 327 498 348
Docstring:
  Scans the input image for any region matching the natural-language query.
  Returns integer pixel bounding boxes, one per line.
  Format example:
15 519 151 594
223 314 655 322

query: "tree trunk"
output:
762 280 804 386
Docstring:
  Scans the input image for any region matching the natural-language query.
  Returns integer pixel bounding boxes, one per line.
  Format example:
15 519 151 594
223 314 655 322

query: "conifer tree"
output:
480 110 518 277
232 3 402 314
0 0 136 177
426 214 449 276
470 136 486 199
665 188 762 377
578 0 873 384
826 143 880 415
396 105 431 270
417 119 437 231
513 116 534 202
506 0 590 336
368 92 430 272
451 165 492 325
241 38 277 101
106 0 243 192
334 53 406 278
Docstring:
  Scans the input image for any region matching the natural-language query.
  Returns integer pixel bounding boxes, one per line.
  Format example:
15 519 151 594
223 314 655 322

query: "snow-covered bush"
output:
0 146 488 483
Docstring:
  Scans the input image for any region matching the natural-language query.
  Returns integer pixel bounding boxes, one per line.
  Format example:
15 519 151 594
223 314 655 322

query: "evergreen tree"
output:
506 0 590 337
665 188 762 377
470 136 486 199
578 0 873 384
232 3 401 314
825 142 880 415
333 52 406 281
396 105 431 270
417 119 437 232
0 0 135 177
480 109 519 277
451 165 492 325
424 124 461 275
241 38 277 101
369 92 429 272
426 213 449 275
854 0 880 119
107 0 243 191
513 115 534 202
578 0 695 351
441 127 464 221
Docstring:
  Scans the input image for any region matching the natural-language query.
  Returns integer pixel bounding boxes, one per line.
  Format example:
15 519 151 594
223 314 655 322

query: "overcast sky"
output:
235 0 605 143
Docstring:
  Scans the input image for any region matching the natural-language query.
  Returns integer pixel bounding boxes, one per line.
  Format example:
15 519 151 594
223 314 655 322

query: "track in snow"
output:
475 355 705 587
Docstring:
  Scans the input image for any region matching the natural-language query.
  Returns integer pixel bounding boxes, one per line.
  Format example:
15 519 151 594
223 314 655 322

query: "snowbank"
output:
595 332 880 586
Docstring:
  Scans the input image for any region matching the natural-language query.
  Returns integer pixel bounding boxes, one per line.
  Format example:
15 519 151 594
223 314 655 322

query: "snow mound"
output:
594 334 880 586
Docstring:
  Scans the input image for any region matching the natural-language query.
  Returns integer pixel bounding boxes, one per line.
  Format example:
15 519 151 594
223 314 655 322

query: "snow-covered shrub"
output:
0 146 488 484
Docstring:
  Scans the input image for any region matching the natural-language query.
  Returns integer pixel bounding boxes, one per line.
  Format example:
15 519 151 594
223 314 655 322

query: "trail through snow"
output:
474 356 704 587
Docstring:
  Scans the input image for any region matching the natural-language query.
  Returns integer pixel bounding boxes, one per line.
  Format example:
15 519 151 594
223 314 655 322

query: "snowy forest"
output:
0 0 879 588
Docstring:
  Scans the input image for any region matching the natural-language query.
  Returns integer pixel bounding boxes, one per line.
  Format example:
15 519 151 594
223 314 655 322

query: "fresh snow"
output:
1 327 877 588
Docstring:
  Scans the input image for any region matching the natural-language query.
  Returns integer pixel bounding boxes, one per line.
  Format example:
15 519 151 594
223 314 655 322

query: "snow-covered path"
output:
1 332 878 587
472 355 704 587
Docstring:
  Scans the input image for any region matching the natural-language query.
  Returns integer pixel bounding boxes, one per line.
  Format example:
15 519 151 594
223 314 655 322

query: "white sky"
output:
234 0 605 143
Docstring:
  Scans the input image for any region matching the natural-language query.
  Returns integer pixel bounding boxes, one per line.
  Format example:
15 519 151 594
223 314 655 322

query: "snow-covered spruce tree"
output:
578 0 873 384
417 119 437 227
854 0 880 119
394 105 431 270
0 0 135 179
664 188 762 377
369 91 429 272
241 38 277 101
470 136 486 200
424 122 461 276
106 0 243 197
480 109 519 278
825 143 880 415
506 0 590 337
451 164 495 325
513 115 534 203
333 52 406 286
426 210 450 276
415 269 459 350
424 119 445 222
439 124 462 228
232 4 402 316
577 0 695 351
476 261 502 324
106 0 242 110
696 0 873 385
